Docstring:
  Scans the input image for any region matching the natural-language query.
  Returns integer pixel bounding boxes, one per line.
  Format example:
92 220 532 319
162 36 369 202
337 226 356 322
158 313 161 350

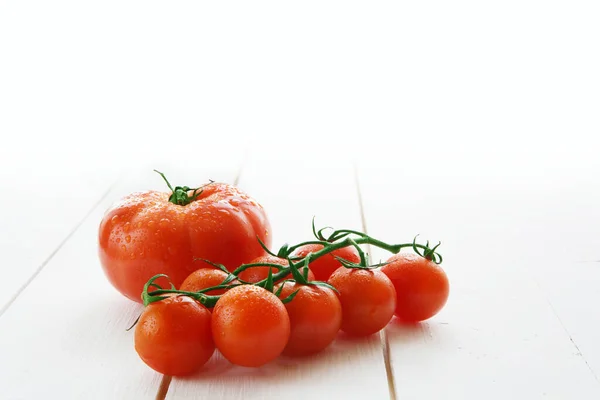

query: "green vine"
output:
138 220 443 310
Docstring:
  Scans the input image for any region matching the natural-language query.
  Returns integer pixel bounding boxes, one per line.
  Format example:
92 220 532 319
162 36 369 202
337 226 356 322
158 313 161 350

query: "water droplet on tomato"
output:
130 253 136 259
121 245 127 251
148 220 155 227
123 222 130 232
265 230 269 236
125 235 131 243
160 218 170 227
115 237 121 244
229 198 240 207
137 222 143 228
111 215 119 224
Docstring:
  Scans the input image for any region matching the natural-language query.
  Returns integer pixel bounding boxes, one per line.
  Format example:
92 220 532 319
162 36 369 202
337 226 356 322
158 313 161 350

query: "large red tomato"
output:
99 181 271 302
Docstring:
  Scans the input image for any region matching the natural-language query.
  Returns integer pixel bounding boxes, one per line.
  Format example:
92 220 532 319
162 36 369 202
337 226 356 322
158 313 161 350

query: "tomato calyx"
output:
140 274 223 308
273 281 300 303
334 256 390 270
411 235 443 264
264 269 300 304
154 169 212 206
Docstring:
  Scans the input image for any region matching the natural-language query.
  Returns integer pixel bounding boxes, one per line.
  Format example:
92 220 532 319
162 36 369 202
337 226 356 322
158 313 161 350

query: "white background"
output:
2 0 599 175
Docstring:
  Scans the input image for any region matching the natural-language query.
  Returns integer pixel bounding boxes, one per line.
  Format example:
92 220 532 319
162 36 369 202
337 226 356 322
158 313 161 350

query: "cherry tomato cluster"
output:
98 172 449 377
133 223 449 376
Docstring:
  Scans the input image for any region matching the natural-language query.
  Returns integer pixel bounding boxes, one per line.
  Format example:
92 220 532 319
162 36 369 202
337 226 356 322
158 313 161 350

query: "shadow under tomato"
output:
178 330 386 383
384 316 455 348
385 318 432 344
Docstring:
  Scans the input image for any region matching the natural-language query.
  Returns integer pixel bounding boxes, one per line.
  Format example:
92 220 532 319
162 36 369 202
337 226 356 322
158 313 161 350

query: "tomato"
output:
381 253 449 322
180 268 237 296
275 282 342 356
99 181 271 302
291 244 361 281
212 285 290 367
238 254 315 283
328 267 396 336
134 295 214 376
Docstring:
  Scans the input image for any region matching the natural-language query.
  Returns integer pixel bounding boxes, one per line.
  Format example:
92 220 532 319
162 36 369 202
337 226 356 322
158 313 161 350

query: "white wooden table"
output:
1 1 599 398
1 150 599 399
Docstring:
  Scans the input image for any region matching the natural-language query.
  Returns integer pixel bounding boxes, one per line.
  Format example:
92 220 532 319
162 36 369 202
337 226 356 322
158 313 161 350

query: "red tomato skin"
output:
212 285 290 367
328 267 396 337
98 183 271 302
276 282 342 357
180 268 237 296
238 255 315 283
381 253 449 323
134 295 214 376
291 244 360 281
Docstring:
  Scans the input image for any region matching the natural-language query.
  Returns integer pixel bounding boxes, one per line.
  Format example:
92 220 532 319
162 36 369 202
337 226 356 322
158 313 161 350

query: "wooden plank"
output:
166 153 391 399
0 164 118 312
518 182 600 382
357 166 600 399
533 259 600 383
0 161 240 399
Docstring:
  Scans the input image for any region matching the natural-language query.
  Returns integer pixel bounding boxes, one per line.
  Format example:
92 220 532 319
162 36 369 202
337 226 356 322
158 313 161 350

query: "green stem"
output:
139 226 443 308
147 288 221 308
347 237 368 267
154 169 205 206
327 229 368 242
231 262 287 276
196 283 244 294
255 237 438 286
285 240 330 255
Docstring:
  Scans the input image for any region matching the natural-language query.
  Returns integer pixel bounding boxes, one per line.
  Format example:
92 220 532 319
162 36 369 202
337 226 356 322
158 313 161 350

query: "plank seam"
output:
534 279 600 386
353 164 398 400
156 375 172 400
0 178 120 319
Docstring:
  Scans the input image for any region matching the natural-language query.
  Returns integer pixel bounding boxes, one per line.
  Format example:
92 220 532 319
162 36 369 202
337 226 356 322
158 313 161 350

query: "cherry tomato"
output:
99 182 271 302
381 253 449 322
291 244 360 281
328 267 396 336
212 285 290 367
180 268 237 296
275 282 342 356
238 254 315 283
134 295 214 376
